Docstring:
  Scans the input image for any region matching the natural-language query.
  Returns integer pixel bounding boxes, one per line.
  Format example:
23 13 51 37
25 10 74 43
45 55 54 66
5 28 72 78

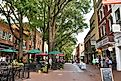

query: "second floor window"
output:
115 8 120 22
109 16 113 32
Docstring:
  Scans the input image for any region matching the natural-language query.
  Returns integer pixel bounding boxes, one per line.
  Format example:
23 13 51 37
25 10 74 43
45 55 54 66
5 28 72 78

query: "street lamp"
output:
108 47 113 51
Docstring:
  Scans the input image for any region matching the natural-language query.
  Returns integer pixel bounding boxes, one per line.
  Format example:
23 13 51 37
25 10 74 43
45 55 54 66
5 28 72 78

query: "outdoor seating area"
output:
27 50 65 73
0 48 65 81
0 49 30 81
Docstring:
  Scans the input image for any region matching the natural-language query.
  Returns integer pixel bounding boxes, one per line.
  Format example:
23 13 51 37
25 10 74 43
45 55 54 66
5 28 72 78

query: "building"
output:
111 4 121 71
75 43 84 63
75 44 80 63
96 0 115 61
84 31 91 64
0 19 43 58
79 43 84 62
0 20 14 49
84 0 99 64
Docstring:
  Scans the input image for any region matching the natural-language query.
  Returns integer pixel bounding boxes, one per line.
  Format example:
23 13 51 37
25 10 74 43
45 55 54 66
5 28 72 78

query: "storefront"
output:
114 32 121 71
96 36 116 68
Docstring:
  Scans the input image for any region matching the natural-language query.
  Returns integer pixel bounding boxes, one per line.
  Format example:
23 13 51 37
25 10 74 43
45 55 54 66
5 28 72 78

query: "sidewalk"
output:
21 63 121 81
22 63 97 81
86 64 121 81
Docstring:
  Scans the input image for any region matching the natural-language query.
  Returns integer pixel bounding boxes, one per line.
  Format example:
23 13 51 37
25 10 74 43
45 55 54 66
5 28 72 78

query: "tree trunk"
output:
18 13 23 59
33 28 36 49
42 3 46 52
52 18 56 50
42 35 45 52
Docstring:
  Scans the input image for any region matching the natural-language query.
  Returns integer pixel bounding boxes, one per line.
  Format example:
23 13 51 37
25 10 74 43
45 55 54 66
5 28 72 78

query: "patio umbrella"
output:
35 53 48 56
57 54 64 56
27 49 42 54
0 49 18 53
48 51 62 55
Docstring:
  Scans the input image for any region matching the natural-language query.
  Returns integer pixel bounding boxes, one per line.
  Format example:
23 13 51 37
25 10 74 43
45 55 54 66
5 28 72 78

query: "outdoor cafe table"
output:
0 65 22 81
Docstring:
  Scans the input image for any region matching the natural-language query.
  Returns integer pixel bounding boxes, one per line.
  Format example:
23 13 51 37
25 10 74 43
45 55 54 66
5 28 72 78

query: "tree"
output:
0 0 91 59
0 0 39 58
46 0 91 52
52 0 91 56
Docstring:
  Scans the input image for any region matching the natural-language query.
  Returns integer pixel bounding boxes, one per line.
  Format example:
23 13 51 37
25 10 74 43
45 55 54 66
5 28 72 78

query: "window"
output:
102 25 106 36
115 8 120 22
99 7 104 21
107 4 111 11
0 30 3 38
23 41 26 49
100 10 103 20
100 27 103 37
8 34 13 42
109 16 113 32
100 25 106 37
2 32 6 39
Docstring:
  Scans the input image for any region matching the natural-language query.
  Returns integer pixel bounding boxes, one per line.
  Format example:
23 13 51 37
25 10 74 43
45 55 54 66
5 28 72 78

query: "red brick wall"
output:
0 22 14 46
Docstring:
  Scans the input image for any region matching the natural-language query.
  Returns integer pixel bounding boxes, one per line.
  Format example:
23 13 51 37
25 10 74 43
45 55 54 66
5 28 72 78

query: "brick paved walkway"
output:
23 63 97 81
86 64 121 81
22 63 121 81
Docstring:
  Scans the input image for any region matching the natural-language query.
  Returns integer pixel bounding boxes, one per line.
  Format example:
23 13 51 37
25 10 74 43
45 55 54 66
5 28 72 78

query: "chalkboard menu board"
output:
100 68 114 81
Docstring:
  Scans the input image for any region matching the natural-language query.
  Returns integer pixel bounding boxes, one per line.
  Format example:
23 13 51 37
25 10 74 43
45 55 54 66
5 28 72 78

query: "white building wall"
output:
114 33 121 71
112 4 121 71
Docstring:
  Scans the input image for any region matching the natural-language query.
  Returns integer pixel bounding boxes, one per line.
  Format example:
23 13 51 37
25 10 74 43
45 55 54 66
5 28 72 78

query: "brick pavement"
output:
22 63 98 81
21 63 121 81
85 64 121 81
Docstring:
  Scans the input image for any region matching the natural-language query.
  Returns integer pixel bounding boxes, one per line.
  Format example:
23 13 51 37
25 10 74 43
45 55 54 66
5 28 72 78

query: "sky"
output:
76 6 94 44
72 10 94 55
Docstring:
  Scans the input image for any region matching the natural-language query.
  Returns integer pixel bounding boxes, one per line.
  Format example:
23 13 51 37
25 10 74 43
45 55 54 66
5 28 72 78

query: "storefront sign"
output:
102 0 121 4
100 68 114 81
97 37 108 48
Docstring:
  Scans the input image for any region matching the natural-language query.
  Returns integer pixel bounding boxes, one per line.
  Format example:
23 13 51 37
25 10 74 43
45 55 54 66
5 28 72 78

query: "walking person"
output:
108 58 112 68
49 57 52 69
95 57 99 68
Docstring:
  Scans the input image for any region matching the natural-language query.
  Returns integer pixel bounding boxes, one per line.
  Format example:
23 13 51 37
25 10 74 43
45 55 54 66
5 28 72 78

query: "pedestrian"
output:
49 57 52 69
108 58 112 68
95 57 99 68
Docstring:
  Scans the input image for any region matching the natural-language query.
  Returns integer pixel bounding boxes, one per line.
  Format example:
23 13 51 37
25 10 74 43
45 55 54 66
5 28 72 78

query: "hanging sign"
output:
102 0 121 4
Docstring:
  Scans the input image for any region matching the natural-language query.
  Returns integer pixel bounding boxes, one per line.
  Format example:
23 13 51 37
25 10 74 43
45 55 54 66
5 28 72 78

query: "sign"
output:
97 37 109 47
91 40 96 45
112 24 121 32
102 0 121 4
100 68 114 81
